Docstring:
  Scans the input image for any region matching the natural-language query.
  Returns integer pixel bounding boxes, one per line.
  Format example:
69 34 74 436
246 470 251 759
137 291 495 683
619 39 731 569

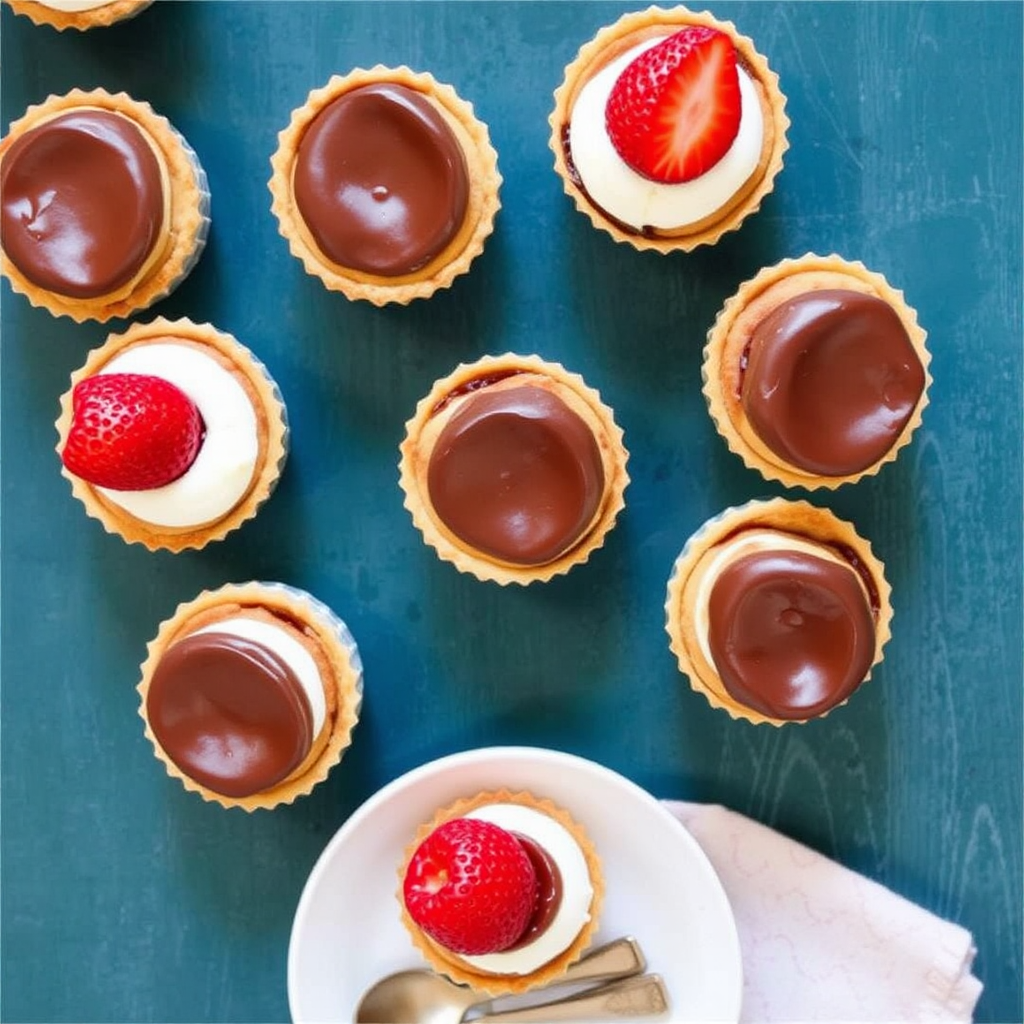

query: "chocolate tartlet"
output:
398 789 604 996
549 6 789 252
399 354 629 584
138 582 363 810
0 89 209 322
4 0 152 31
269 66 500 305
55 318 288 552
704 254 931 488
665 498 892 725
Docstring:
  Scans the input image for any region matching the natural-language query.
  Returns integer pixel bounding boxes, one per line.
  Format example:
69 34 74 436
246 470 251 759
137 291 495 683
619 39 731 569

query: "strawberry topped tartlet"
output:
399 790 604 996
56 318 288 552
550 6 788 251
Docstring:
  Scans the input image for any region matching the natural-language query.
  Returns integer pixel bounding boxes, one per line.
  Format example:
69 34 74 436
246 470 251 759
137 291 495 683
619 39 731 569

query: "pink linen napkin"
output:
663 801 983 1022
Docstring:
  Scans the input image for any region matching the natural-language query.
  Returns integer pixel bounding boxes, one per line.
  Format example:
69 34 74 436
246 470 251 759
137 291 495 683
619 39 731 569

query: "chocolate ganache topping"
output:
507 834 563 951
706 547 876 720
427 384 605 566
293 83 469 276
1 109 165 299
741 289 925 476
147 627 315 798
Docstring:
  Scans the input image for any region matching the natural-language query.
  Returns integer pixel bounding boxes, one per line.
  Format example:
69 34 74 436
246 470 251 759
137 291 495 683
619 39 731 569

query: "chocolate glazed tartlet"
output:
399 354 629 584
269 66 501 305
665 498 892 725
703 253 931 488
0 89 209 322
138 582 363 811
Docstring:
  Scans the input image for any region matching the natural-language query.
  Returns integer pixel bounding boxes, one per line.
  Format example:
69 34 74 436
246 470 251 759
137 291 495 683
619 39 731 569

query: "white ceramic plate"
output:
288 746 743 1022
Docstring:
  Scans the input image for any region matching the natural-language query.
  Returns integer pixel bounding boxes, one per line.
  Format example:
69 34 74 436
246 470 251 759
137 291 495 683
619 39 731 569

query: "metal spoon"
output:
355 936 649 1024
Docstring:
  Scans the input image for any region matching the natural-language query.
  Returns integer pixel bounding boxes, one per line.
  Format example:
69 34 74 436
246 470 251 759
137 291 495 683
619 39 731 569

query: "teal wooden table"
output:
2 2 1021 1021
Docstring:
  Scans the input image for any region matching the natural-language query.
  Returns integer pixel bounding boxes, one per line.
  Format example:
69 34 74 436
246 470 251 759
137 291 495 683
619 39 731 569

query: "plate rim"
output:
287 744 743 1022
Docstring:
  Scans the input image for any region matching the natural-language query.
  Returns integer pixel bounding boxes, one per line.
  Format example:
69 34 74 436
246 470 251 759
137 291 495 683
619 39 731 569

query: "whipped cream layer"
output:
692 529 865 670
569 36 764 232
35 1 115 10
458 803 593 976
95 342 259 528
191 616 326 739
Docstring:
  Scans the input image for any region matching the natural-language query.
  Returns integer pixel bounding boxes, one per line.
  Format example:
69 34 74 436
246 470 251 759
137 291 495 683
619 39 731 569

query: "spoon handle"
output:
561 936 646 985
473 974 669 1023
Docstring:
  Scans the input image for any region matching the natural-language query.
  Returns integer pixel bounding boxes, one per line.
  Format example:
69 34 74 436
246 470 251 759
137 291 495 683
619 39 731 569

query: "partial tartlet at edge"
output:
4 0 153 31
0 88 208 321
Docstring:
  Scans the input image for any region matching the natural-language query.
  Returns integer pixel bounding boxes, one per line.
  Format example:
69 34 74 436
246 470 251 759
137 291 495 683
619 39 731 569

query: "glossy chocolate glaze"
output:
147 627 314 798
506 833 564 950
707 548 876 719
293 83 469 276
427 384 605 566
1 109 164 298
740 288 925 475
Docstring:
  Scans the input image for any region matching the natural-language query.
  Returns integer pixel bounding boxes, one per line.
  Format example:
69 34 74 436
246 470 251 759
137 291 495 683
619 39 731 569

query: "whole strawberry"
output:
403 817 539 955
605 26 742 184
62 373 204 491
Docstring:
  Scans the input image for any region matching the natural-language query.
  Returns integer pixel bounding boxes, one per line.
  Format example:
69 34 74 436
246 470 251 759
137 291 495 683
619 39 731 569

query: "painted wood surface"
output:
1 2 1020 1021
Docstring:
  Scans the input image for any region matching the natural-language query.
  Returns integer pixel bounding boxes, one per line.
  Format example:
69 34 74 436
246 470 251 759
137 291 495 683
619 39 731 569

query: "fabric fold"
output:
662 801 983 1022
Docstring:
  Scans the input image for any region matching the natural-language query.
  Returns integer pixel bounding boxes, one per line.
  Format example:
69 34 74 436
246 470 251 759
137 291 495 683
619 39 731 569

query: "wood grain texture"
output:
1 2 1020 1022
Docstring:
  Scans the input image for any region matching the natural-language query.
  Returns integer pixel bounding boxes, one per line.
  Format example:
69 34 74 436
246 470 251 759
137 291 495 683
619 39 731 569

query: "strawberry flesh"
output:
62 373 205 491
606 26 742 184
403 817 539 956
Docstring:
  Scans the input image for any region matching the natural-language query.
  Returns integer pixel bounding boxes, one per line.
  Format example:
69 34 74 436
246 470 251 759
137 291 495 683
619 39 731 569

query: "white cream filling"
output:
191 616 326 739
35 1 115 11
692 530 857 670
94 343 259 529
456 803 593 976
568 36 764 231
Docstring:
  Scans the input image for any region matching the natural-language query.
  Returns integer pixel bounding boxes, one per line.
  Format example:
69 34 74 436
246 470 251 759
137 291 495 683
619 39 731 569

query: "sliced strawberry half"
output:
605 26 742 184
62 372 205 491
402 817 539 956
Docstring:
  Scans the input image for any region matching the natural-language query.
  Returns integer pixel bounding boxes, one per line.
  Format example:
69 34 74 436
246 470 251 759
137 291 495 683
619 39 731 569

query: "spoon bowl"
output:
356 968 477 1024
355 937 646 1024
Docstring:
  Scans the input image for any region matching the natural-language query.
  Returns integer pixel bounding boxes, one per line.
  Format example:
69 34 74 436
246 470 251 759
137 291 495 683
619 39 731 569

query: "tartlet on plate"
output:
269 65 501 306
399 353 629 584
703 253 931 488
0 88 208 321
666 498 892 725
138 582 363 811
398 788 604 996
56 317 288 552
549 5 788 251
